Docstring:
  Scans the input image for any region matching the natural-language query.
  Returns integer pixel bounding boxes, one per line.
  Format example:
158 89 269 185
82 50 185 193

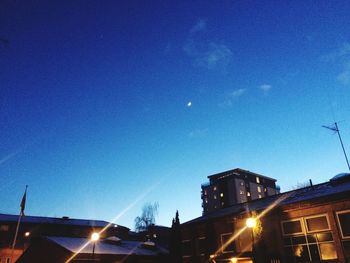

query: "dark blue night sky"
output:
1 0 350 228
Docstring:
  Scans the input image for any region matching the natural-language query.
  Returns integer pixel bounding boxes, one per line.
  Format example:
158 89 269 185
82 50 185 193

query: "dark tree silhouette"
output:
170 210 182 263
134 202 159 232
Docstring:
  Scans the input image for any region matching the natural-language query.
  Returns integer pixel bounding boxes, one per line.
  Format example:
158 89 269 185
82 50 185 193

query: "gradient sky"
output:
1 0 350 229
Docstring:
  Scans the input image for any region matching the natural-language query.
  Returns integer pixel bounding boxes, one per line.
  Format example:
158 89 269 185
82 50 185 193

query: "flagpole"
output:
10 185 27 263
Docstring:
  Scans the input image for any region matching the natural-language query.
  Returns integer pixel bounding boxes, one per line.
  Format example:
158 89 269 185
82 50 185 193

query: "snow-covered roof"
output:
0 214 111 228
46 236 168 256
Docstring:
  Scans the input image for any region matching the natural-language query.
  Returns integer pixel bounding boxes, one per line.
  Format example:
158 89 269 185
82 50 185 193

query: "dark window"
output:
221 233 235 252
343 240 350 259
196 238 206 255
337 211 350 238
181 240 192 256
307 234 316 243
309 244 320 261
282 220 303 235
306 215 329 232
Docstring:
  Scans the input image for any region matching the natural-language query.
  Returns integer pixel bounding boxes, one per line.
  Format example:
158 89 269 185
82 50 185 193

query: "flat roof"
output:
207 168 277 182
0 213 128 230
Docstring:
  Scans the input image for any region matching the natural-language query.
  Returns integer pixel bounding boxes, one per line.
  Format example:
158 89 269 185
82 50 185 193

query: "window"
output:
256 176 260 183
257 186 262 193
240 181 244 186
181 240 192 257
247 192 251 197
305 215 330 232
336 210 350 260
282 219 303 235
213 186 217 191
196 237 206 256
0 225 9 231
282 217 337 262
258 194 262 199
213 195 217 199
220 193 224 197
205 198 208 203
221 233 235 253
336 210 350 238
239 190 244 195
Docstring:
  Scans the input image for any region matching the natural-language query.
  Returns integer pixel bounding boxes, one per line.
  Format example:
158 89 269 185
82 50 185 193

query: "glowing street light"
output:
246 217 257 262
246 217 257 228
90 232 100 261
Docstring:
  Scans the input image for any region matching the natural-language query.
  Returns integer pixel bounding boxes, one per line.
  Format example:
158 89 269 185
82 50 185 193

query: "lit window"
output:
214 195 217 199
204 190 207 195
220 193 224 197
213 186 217 191
256 177 260 183
239 190 244 195
264 187 267 192
221 202 225 206
240 182 244 186
205 198 208 203
258 194 262 199
282 217 337 261
257 186 262 193
247 192 251 197
336 210 350 238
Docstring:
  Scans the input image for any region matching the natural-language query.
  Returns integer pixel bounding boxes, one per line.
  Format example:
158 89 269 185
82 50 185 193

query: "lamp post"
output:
91 232 100 261
246 217 257 263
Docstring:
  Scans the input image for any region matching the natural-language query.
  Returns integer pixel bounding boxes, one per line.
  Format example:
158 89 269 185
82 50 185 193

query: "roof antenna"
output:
322 122 350 172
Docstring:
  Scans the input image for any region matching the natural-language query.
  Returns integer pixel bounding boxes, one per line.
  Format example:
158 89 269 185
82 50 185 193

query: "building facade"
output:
182 173 350 263
201 168 279 214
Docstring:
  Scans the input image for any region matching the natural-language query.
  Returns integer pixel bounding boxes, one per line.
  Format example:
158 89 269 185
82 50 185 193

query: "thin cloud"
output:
194 42 232 70
184 20 232 71
337 63 350 85
321 42 350 62
259 84 272 93
188 128 208 138
190 19 207 34
219 88 247 108
322 42 350 85
230 88 246 97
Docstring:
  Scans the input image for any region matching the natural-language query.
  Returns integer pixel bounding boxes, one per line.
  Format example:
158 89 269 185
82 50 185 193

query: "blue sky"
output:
1 0 350 229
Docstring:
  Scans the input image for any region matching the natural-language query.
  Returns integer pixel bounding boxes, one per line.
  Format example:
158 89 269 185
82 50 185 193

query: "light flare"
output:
210 192 292 261
65 177 166 263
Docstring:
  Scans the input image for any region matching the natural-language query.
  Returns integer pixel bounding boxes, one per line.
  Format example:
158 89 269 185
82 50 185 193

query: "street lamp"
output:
91 232 100 261
246 217 257 262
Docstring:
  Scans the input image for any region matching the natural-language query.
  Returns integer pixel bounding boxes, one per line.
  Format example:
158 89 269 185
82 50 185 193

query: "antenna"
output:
322 122 350 171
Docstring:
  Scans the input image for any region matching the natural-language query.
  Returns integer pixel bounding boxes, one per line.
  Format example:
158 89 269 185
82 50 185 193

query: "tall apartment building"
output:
201 168 279 214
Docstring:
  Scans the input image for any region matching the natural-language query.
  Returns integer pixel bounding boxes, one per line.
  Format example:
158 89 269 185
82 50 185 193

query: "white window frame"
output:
181 239 192 258
220 232 234 253
336 209 350 239
196 236 206 256
281 218 305 236
304 214 330 233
